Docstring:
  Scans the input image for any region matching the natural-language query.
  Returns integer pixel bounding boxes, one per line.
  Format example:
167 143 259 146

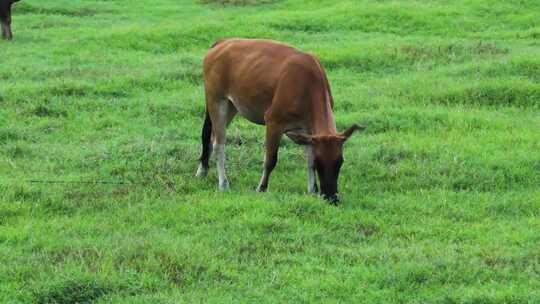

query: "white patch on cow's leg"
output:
214 143 229 190
305 146 318 193
206 98 234 190
196 139 213 177
213 104 229 190
256 163 269 192
196 163 208 177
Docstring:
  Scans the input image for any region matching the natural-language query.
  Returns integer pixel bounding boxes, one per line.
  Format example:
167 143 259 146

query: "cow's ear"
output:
287 132 314 145
339 124 365 142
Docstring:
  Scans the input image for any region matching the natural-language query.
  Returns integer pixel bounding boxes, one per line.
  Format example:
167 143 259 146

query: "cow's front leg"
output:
256 126 282 192
305 146 318 193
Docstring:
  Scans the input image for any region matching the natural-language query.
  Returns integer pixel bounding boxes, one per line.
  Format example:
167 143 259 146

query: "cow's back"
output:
203 39 302 99
203 39 326 124
203 38 333 130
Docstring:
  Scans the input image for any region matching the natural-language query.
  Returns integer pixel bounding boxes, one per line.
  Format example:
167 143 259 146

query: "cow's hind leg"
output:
5 17 12 40
208 99 237 190
256 125 283 192
196 110 213 177
0 21 8 40
1 8 12 40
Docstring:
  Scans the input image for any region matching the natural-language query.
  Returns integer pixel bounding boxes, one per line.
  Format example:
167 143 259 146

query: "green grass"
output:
1 0 539 302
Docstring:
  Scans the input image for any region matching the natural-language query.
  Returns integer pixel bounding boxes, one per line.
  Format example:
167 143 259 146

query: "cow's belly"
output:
227 95 268 125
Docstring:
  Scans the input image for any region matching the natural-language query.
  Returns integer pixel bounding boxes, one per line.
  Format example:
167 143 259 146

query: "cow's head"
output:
288 124 364 204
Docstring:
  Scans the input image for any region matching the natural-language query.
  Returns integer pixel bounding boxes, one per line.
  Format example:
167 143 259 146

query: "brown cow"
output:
1 0 20 40
196 38 364 203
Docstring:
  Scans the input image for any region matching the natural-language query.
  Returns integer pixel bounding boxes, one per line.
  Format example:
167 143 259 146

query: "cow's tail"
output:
197 110 213 176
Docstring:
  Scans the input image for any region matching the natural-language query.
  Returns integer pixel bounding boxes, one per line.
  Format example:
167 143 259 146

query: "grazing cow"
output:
196 38 364 204
1 0 20 40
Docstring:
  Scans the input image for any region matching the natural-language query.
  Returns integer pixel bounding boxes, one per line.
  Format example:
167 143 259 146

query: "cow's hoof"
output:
256 184 267 192
219 180 230 191
196 164 208 177
323 194 340 205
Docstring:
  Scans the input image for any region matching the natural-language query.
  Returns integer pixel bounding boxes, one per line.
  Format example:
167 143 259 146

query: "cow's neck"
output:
310 89 337 135
307 56 337 136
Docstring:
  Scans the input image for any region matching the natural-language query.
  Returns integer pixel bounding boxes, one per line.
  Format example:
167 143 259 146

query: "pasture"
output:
1 0 539 302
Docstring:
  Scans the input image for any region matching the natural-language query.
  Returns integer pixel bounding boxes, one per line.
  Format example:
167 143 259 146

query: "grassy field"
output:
1 0 539 302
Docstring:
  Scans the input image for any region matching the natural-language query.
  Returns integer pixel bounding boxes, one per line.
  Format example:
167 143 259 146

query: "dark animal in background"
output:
196 38 364 204
1 0 20 40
